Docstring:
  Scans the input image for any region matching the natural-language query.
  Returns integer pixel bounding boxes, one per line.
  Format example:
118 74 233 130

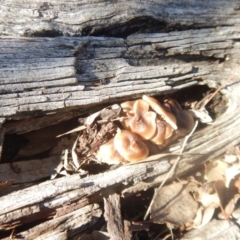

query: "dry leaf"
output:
222 146 238 164
204 160 228 182
192 207 203 228
224 154 238 164
186 109 212 123
99 104 122 121
194 205 216 228
71 135 80 170
219 194 240 219
233 175 240 193
85 104 121 126
151 182 198 226
225 164 240 188
192 182 222 228
194 183 220 208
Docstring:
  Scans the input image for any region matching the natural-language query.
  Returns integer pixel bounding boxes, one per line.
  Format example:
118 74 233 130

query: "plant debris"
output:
0 88 232 240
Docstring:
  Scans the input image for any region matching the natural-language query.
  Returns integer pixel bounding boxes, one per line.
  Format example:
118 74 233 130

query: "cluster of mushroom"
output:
95 95 194 164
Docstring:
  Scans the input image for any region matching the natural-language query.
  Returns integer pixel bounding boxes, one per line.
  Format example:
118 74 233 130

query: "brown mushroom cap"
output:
164 121 174 139
121 100 136 113
133 99 149 114
150 118 174 145
165 99 194 136
121 111 134 130
114 130 149 162
150 119 166 145
122 99 157 140
142 95 177 130
130 111 157 139
95 138 126 165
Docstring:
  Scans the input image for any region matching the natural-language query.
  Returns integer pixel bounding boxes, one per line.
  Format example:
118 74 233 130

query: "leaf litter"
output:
53 92 237 239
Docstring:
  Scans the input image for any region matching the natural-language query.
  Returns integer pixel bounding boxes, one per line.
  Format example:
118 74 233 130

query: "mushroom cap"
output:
129 111 157 139
150 118 174 145
142 95 177 130
158 132 179 149
121 112 134 130
165 99 195 136
114 130 149 162
121 99 157 140
121 100 136 113
95 138 126 165
176 110 194 136
150 119 166 145
164 121 174 139
133 99 149 114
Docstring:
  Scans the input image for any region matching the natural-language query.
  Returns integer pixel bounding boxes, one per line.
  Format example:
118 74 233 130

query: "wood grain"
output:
0 0 240 238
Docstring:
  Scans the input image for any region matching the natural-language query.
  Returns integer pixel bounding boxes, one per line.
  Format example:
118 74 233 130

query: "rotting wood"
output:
182 218 240 240
2 90 240 230
3 203 102 240
104 193 132 240
0 155 61 184
1 0 239 37
1 26 240 130
0 160 171 226
0 0 240 238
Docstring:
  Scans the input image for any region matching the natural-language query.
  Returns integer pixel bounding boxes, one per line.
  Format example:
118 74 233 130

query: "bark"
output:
104 194 132 240
1 0 239 37
0 0 240 239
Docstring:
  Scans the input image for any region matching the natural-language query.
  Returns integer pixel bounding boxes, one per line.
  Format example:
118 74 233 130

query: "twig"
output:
56 117 126 138
143 120 199 220
126 152 204 165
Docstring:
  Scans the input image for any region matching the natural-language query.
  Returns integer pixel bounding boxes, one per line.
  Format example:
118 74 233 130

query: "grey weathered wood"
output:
104 194 131 240
10 204 102 240
1 89 240 228
0 155 61 183
0 160 170 216
182 218 240 240
1 26 240 133
0 0 240 238
0 0 239 37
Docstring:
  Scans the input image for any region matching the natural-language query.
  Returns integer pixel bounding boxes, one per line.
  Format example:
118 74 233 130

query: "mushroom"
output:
114 130 149 162
120 100 136 113
150 118 174 145
122 99 157 140
165 99 194 136
142 95 177 130
95 138 126 165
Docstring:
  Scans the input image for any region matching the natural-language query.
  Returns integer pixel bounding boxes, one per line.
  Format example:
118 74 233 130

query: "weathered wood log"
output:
1 25 240 132
1 0 239 37
1 0 240 239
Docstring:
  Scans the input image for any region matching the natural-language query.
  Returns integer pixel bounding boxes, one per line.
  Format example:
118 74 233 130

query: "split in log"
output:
1 0 240 239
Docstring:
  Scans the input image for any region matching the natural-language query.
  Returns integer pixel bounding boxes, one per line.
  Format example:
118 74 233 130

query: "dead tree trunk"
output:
0 0 240 239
